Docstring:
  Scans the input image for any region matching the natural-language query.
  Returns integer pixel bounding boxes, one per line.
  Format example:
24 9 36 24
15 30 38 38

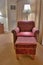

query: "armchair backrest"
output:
17 21 35 32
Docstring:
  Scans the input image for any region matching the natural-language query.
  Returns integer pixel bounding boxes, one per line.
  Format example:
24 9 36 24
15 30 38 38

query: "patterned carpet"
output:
0 33 43 65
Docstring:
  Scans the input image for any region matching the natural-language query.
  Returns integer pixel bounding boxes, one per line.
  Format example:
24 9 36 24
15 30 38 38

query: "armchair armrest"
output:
15 27 20 33
12 27 20 43
32 27 39 34
32 27 39 41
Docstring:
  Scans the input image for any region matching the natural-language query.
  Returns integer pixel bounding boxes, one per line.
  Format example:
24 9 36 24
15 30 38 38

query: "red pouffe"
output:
15 37 37 59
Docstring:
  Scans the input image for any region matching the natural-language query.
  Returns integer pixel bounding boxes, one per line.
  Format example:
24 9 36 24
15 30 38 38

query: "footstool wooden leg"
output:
16 54 19 60
31 55 35 60
16 54 22 60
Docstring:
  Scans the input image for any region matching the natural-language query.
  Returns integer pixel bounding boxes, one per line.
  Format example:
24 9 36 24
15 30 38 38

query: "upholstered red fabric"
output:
15 37 37 45
17 32 34 37
16 48 36 54
15 27 20 33
17 21 35 32
15 37 37 55
12 21 39 43
32 27 39 34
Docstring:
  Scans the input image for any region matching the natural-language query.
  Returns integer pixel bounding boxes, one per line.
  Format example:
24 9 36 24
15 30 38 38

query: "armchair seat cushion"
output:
17 32 34 37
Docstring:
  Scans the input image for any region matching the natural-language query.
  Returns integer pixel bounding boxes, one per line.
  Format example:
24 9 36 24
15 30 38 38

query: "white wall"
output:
35 0 40 29
28 13 35 21
16 0 36 21
0 0 9 32
7 0 17 31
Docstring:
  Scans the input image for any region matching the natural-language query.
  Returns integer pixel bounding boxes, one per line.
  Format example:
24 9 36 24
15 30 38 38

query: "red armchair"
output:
12 21 39 43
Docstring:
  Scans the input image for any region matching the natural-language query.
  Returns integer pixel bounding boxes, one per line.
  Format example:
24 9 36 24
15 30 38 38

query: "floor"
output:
0 33 43 65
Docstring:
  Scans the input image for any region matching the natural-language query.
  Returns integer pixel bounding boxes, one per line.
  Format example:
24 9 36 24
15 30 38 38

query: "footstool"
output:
15 37 37 59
